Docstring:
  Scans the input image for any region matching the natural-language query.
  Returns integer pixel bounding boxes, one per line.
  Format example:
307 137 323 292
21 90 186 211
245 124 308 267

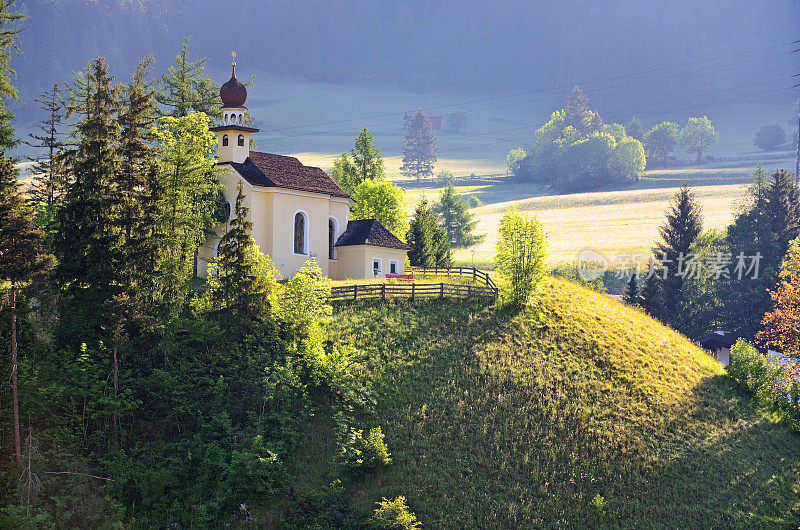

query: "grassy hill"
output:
291 278 800 527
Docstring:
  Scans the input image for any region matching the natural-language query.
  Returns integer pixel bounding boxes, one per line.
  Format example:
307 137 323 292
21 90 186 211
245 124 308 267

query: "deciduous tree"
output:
350 178 409 237
494 207 548 308
757 243 800 357
679 116 718 164
643 121 680 161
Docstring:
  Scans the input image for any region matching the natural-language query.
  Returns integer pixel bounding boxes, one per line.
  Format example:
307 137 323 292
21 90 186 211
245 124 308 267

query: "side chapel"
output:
197 58 409 280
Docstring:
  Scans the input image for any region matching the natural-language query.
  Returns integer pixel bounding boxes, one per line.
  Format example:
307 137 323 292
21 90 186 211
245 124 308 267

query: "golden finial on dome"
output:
231 50 237 67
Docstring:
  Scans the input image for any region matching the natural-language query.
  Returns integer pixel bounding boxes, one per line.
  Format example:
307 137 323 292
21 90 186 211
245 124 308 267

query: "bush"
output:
494 208 548 308
340 427 391 470
467 194 481 208
754 124 787 151
728 339 800 431
369 496 421 529
436 168 454 185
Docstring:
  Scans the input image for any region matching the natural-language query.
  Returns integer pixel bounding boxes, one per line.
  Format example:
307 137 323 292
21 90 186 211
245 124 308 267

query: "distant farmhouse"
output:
197 61 409 280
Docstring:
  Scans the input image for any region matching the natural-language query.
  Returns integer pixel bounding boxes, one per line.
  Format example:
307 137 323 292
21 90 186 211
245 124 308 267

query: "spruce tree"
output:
213 181 268 318
564 86 600 135
0 1 22 150
25 84 66 207
351 127 385 183
157 37 220 118
406 196 451 267
639 267 665 318
55 57 124 340
626 115 645 141
433 182 485 248
653 185 703 322
401 110 438 182
764 168 800 257
0 154 52 466
622 269 640 305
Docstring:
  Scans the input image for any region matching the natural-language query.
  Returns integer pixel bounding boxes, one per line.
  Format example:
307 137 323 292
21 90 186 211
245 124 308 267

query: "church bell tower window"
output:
222 134 229 146
238 134 245 146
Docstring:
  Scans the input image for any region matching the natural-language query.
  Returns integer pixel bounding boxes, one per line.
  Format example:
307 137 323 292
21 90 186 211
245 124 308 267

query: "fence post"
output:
353 285 357 301
411 283 415 301
468 285 471 298
382 283 386 301
440 283 444 298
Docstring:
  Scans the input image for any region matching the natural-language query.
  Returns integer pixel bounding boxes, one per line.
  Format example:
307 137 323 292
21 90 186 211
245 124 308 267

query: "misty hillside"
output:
13 0 799 123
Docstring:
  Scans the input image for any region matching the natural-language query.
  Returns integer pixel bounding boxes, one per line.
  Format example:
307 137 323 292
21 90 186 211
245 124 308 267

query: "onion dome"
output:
220 62 247 108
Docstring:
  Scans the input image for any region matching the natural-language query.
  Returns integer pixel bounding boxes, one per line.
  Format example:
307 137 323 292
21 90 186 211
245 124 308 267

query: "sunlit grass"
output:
317 278 800 527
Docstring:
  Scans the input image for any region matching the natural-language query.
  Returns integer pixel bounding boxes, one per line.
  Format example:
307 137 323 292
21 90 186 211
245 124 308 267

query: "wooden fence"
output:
409 267 497 289
328 282 498 302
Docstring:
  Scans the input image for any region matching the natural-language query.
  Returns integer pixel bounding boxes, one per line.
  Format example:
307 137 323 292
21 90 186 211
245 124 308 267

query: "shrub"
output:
495 208 548 308
369 496 421 529
341 427 391 469
754 124 787 151
467 194 481 208
728 339 800 431
436 168 455 185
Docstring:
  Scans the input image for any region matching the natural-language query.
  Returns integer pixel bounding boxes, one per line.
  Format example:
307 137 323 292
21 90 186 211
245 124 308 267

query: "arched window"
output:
237 134 245 147
224 113 229 124
238 114 244 124
222 134 229 147
294 211 307 255
328 217 338 259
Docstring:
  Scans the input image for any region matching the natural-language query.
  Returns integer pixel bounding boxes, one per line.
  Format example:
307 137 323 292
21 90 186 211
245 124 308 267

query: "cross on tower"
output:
231 50 237 66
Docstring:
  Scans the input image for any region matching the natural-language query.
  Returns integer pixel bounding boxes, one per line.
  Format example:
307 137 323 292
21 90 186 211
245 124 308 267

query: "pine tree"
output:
401 110 438 182
622 269 641 305
25 84 66 207
54 57 124 340
764 168 800 257
406 197 451 267
0 1 23 150
157 37 220 118
564 86 600 135
213 181 269 318
639 267 665 318
654 185 703 322
351 127 385 183
433 182 485 248
626 115 645 141
0 154 52 466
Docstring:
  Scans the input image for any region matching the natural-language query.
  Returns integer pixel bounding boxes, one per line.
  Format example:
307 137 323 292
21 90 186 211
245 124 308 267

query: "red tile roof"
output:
335 219 410 250
228 151 350 198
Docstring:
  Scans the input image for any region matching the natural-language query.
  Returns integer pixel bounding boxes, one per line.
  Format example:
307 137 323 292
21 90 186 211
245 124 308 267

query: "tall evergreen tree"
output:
351 127 385 182
653 185 703 322
211 181 272 320
157 37 221 118
401 110 438 182
0 154 52 466
406 196 451 267
54 57 123 340
622 269 641 305
433 182 484 248
639 267 665 318
626 115 645 141
564 86 601 135
764 168 800 257
25 84 66 207
0 0 22 150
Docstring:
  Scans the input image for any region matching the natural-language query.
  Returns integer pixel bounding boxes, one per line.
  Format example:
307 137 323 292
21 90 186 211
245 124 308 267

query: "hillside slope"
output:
324 278 800 527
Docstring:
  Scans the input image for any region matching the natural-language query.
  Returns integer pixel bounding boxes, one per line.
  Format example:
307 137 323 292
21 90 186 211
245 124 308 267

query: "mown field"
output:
272 278 800 527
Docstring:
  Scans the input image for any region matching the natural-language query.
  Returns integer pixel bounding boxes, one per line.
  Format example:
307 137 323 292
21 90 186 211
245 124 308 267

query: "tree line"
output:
507 86 719 193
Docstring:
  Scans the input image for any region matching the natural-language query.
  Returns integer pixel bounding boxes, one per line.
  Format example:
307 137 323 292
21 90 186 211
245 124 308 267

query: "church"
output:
197 59 409 280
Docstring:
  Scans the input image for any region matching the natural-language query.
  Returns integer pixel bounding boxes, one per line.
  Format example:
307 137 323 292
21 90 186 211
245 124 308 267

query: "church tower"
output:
210 52 259 164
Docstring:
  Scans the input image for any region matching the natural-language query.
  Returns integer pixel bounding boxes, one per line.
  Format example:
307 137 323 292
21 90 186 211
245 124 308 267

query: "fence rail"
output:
328 282 498 302
408 267 497 289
